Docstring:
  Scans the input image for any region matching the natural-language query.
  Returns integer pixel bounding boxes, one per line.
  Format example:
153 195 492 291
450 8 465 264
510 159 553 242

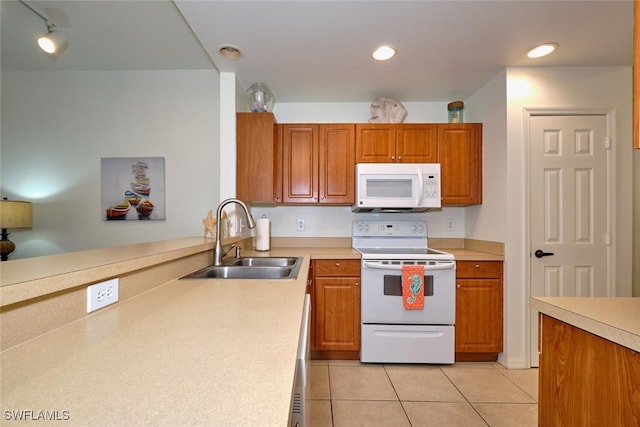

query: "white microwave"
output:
353 163 441 212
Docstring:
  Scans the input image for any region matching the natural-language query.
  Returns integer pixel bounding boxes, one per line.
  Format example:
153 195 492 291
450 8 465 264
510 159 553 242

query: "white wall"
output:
1 70 220 258
464 70 508 242
496 66 633 368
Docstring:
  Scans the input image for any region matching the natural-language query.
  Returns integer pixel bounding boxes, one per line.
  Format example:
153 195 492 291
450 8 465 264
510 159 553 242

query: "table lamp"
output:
0 199 33 261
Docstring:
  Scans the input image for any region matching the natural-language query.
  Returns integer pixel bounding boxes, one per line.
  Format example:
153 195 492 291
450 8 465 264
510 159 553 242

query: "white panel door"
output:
529 114 611 367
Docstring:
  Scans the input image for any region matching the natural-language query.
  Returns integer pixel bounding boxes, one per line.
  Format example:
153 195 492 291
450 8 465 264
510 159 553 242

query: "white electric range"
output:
352 220 456 364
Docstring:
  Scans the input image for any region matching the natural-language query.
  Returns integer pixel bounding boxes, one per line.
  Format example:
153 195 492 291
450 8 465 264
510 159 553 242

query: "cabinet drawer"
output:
314 259 361 277
456 261 502 279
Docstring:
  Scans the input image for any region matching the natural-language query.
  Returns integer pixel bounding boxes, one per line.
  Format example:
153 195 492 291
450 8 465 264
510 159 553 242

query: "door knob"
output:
534 249 555 258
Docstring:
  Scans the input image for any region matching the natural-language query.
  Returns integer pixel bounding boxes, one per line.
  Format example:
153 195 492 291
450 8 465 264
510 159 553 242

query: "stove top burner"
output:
355 247 454 260
351 220 454 261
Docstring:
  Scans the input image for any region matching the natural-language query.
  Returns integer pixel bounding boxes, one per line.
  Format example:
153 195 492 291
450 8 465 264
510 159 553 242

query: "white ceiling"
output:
1 0 634 103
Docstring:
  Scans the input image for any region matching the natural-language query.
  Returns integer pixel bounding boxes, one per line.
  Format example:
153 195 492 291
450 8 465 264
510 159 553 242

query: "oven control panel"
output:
352 220 427 237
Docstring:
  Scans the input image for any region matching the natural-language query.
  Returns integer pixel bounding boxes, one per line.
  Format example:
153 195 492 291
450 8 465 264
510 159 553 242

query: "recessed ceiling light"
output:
372 45 395 61
218 45 243 60
526 43 558 59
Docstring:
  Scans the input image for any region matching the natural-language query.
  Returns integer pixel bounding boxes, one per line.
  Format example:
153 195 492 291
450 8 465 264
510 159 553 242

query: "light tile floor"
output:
309 360 538 427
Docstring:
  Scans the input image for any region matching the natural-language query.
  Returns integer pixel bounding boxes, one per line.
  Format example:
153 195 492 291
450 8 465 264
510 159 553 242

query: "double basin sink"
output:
181 256 303 280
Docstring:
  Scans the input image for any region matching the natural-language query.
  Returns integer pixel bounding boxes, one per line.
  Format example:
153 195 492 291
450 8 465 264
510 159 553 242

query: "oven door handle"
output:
362 260 456 271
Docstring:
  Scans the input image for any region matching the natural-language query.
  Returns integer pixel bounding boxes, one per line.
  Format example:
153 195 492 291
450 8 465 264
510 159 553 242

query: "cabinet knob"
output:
398 156 402 160
391 156 395 160
475 264 480 268
335 262 340 267
457 284 461 288
355 282 360 287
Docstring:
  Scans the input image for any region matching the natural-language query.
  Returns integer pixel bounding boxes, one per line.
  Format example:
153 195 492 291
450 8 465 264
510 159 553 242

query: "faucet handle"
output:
236 246 241 259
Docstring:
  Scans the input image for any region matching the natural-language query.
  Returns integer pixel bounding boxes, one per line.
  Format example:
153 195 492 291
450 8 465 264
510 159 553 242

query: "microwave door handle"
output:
417 170 424 206
362 261 456 271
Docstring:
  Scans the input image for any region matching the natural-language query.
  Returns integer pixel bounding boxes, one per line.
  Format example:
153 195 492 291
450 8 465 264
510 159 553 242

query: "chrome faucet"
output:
214 198 256 266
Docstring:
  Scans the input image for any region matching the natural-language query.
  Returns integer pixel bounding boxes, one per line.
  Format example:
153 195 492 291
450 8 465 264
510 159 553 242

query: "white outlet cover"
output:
87 278 119 313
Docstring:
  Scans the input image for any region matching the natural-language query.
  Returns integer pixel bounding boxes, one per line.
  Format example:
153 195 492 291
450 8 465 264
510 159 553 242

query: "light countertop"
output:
530 297 640 352
0 243 357 426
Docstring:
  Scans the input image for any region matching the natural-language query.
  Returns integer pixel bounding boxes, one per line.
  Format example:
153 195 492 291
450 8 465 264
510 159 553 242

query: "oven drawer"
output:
361 324 454 364
314 259 360 277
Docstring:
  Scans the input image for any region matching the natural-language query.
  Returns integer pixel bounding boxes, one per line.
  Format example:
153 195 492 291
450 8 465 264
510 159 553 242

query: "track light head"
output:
37 25 68 56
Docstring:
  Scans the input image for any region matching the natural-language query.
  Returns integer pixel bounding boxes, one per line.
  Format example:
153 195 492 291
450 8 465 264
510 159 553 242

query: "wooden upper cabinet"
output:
634 0 639 149
282 124 355 204
236 112 276 203
355 124 396 162
355 123 437 163
319 124 355 204
396 124 438 163
438 123 482 205
282 124 318 203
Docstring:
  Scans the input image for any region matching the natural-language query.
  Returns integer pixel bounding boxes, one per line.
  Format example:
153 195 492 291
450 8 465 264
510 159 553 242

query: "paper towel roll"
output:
255 218 270 251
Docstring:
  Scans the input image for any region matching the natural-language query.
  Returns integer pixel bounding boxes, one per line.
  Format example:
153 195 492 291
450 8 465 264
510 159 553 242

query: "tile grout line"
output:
383 364 414 426
439 366 491 426
496 368 539 403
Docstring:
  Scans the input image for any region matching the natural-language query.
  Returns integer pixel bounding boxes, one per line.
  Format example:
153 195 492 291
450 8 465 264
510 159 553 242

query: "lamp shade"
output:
0 200 33 230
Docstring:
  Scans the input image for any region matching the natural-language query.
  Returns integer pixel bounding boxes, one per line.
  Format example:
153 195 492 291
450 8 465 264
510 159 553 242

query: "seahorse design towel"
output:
402 264 425 310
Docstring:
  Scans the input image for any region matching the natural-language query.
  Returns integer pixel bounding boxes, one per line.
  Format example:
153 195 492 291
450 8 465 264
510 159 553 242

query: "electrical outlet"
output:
446 217 455 231
297 218 305 231
87 278 119 313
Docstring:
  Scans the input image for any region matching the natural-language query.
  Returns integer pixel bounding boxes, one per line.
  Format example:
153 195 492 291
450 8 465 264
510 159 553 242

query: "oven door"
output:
361 260 455 325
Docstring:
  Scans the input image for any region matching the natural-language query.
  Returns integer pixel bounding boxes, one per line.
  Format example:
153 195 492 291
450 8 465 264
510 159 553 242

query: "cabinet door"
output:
355 124 396 163
397 124 438 163
314 277 361 351
438 124 482 205
455 278 503 353
634 0 639 149
319 124 355 204
236 112 276 202
282 124 318 203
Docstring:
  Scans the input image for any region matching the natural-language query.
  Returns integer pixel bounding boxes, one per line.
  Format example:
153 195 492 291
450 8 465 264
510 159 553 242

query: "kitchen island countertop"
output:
530 296 640 352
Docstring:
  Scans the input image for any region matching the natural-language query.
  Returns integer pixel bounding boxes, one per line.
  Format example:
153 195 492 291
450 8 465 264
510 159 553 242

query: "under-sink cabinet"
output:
309 259 361 360
455 260 503 361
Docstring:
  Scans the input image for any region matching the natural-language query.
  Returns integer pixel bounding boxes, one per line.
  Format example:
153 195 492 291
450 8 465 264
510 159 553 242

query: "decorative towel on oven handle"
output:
402 264 424 310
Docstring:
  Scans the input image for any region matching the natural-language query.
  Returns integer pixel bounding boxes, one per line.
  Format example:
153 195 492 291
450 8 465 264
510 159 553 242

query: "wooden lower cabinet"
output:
455 261 503 361
310 259 361 360
539 315 640 425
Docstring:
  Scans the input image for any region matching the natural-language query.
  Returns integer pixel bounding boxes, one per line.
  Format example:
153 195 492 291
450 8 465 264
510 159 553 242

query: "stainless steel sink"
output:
181 257 303 280
225 257 298 267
